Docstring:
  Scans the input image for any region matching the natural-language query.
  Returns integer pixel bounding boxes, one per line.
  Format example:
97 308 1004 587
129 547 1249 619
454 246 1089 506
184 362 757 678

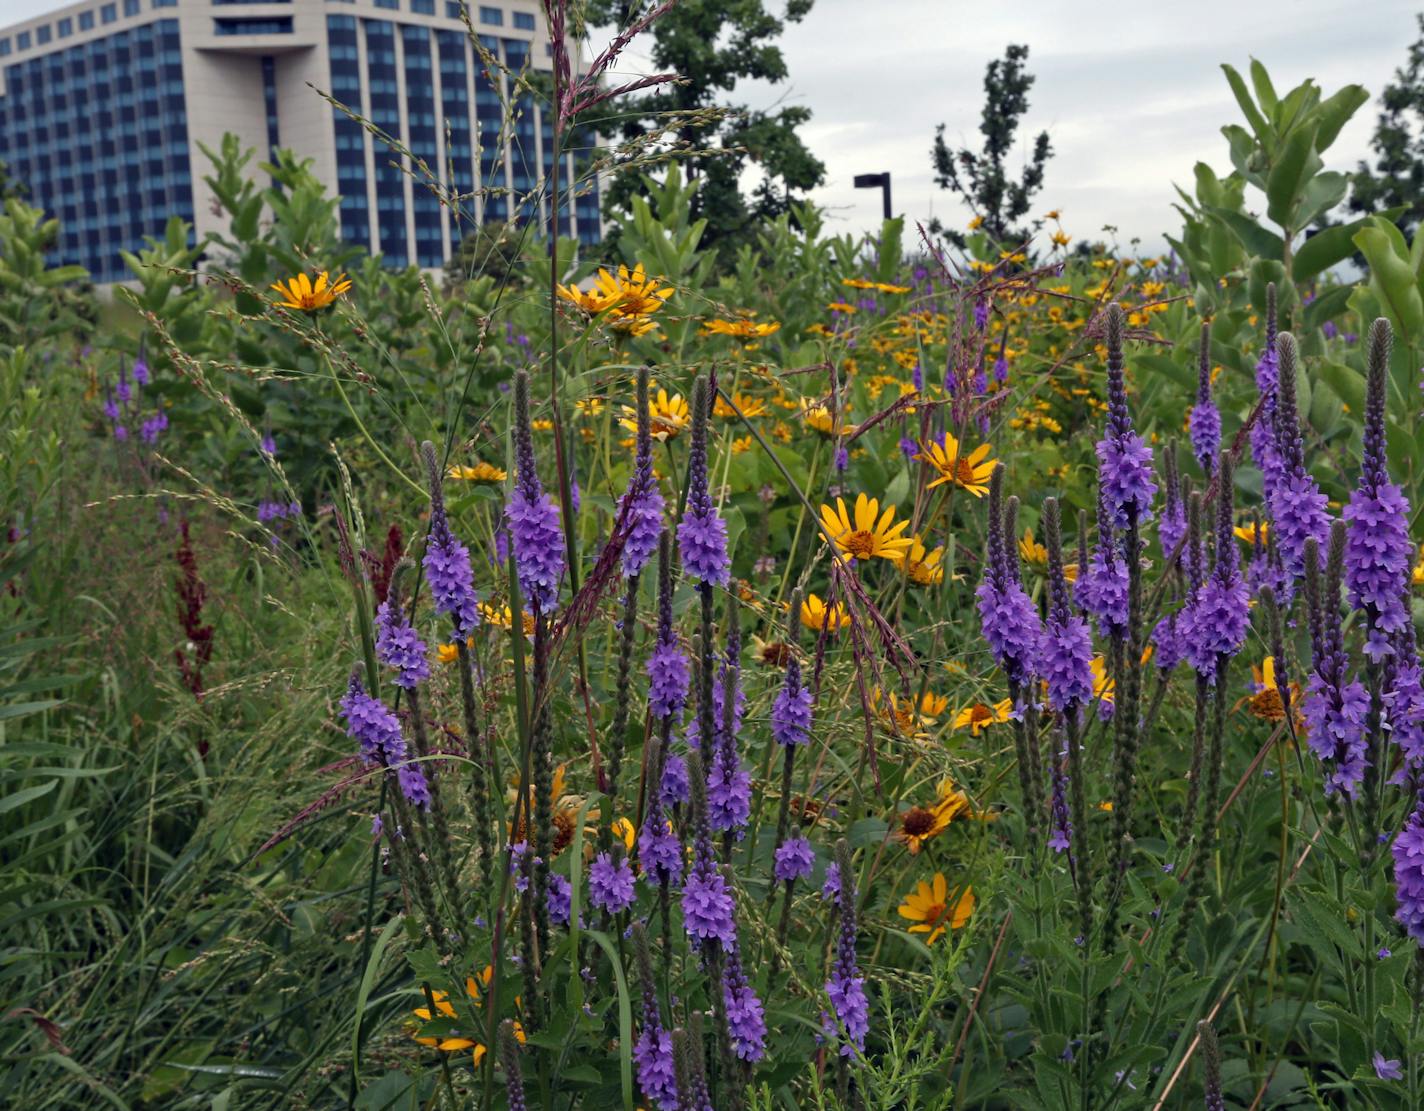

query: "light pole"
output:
853 172 892 221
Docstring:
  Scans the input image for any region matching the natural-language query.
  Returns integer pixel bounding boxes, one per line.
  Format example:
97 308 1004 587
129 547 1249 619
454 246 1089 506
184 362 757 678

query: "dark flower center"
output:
902 807 937 837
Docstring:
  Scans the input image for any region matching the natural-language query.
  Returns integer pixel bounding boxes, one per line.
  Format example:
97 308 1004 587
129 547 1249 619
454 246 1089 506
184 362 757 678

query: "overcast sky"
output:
5 0 1417 248
604 0 1420 250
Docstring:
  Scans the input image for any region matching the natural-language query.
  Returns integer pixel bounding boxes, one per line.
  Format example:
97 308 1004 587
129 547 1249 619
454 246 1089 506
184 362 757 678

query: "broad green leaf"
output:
1355 226 1424 341
1207 206 1284 261
1314 84 1370 152
1294 217 1373 280
1265 126 1317 230
1221 64 1272 149
1249 58 1280 115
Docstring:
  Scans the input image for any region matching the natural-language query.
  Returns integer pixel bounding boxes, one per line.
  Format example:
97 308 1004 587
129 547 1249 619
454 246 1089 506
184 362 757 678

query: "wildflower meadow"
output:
5 5 1424 1108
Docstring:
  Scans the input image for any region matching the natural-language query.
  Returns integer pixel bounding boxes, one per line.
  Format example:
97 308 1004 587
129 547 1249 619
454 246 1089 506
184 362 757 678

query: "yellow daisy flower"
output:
611 817 636 851
409 967 525 1066
890 537 946 585
621 388 689 442
270 270 350 311
916 433 995 496
592 263 673 317
897 873 975 944
702 318 781 338
894 798 954 854
818 493 914 562
952 698 1014 735
713 391 768 419
447 461 507 484
437 637 476 663
799 593 850 634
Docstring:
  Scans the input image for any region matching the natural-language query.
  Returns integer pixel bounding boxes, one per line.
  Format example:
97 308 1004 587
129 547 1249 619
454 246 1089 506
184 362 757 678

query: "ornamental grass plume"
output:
1268 332 1331 582
1344 319 1411 644
619 366 665 578
420 442 480 637
507 370 566 612
1189 321 1220 478
678 376 730 587
1096 303 1157 525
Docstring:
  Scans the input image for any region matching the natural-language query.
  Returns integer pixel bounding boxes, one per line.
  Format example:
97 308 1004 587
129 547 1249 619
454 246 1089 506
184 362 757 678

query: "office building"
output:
0 0 599 282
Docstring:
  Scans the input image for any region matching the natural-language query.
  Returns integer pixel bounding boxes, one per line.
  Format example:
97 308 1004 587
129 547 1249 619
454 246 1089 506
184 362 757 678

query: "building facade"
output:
0 0 598 282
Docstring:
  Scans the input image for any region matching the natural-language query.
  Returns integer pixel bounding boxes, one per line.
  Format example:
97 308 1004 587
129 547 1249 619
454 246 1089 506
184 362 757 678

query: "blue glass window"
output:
124 0 140 15
214 17 294 34
411 0 434 12
0 14 193 282
373 0 398 8
364 18 408 263
58 18 73 37
36 26 52 45
17 31 31 50
0 40 9 56
101 4 117 23
80 11 95 29
445 1 463 16
513 11 534 30
153 0 178 7
479 7 502 26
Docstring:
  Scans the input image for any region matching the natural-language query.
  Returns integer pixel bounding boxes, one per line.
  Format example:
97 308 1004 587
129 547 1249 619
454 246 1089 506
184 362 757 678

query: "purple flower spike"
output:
339 672 405 764
1268 333 1331 581
773 836 815 882
771 656 813 746
618 369 665 578
375 596 431 689
722 943 766 1062
678 377 730 586
421 443 481 637
977 468 1043 686
507 371 566 612
588 851 636 914
1392 802 1424 943
1095 305 1157 526
1344 321 1411 638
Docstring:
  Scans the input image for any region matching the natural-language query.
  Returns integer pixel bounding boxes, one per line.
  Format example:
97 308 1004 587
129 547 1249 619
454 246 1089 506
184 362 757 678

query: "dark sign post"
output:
853 172 892 221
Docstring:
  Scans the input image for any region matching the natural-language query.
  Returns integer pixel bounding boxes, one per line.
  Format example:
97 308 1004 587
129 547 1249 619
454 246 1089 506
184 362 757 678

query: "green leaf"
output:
1355 226 1424 341
351 915 403 1094
1316 362 1365 415
1294 171 1348 230
1295 217 1374 280
1265 126 1316 229
1314 84 1370 152
1221 64 1272 149
584 931 634 1111
1249 58 1280 115
1206 206 1284 260
0 779 56 814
